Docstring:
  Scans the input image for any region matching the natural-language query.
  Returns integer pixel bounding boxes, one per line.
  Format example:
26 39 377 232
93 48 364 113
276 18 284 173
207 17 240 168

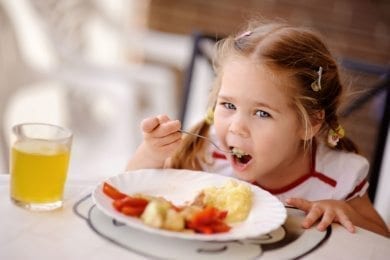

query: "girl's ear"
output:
301 110 325 140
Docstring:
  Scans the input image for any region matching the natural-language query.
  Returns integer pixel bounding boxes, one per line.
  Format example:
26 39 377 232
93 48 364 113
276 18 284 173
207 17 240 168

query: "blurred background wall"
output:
0 0 389 224
0 0 181 179
148 0 389 62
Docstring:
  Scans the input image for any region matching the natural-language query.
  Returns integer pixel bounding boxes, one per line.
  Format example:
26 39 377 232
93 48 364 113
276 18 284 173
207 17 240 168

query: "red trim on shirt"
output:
253 173 312 194
253 172 338 195
212 151 227 160
345 179 367 200
253 142 337 195
312 172 337 187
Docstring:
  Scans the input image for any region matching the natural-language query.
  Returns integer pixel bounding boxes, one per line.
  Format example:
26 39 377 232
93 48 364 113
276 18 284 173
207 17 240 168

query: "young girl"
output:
127 22 389 237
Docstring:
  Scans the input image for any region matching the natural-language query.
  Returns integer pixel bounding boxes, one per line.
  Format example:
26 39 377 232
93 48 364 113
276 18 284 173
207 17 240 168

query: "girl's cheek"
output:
214 109 231 133
214 121 229 145
214 108 226 123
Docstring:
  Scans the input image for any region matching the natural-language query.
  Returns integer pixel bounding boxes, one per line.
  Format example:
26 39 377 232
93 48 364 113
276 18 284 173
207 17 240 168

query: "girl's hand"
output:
127 115 182 170
286 198 356 233
141 114 182 160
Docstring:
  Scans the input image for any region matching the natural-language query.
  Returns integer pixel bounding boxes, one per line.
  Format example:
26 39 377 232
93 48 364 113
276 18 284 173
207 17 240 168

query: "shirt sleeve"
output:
335 152 370 200
316 143 370 200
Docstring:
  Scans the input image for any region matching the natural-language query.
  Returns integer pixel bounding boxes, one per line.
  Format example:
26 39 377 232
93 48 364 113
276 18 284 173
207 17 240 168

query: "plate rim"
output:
92 168 287 241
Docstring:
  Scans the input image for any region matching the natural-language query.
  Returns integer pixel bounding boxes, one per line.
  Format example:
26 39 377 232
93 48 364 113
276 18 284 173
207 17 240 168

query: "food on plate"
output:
102 180 253 234
141 198 185 231
103 182 127 200
202 180 252 222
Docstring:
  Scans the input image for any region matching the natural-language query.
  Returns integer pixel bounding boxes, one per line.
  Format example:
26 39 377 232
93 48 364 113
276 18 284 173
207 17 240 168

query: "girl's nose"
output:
228 115 249 138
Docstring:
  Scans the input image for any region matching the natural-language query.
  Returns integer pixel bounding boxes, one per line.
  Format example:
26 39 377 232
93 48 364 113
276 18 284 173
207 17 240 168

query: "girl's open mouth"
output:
230 147 252 165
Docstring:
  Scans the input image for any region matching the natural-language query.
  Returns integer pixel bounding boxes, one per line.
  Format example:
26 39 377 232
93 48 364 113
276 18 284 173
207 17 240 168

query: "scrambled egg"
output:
202 180 253 223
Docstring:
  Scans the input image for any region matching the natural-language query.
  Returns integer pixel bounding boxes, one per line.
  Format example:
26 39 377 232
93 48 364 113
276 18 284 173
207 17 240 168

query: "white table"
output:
0 174 389 260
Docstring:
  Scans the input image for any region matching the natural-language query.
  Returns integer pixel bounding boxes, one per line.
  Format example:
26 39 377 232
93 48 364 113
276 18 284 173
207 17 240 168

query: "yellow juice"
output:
10 139 70 203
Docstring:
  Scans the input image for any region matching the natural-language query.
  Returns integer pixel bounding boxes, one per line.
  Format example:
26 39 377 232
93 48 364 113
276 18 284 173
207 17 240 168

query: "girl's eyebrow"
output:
254 101 280 113
217 94 231 100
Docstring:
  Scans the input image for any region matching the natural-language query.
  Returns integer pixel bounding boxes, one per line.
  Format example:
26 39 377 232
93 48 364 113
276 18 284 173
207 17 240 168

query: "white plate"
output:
92 168 287 241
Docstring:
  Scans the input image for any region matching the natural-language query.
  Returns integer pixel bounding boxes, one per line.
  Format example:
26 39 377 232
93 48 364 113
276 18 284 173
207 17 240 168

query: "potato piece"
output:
180 205 203 221
163 208 185 231
141 200 169 228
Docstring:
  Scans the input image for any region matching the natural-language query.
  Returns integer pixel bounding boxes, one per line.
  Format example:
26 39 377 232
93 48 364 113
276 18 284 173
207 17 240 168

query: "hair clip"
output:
327 125 345 147
205 108 214 125
235 30 252 40
311 66 323 92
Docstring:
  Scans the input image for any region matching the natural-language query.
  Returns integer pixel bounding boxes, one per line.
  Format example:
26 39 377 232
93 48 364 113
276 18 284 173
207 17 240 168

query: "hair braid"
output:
325 115 359 153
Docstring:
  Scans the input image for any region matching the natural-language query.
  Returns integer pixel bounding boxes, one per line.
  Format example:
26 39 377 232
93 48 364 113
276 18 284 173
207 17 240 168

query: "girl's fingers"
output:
157 114 170 124
160 137 182 150
161 120 181 136
317 210 336 231
141 116 160 133
141 115 181 137
302 205 323 228
148 120 181 138
287 198 322 229
336 211 356 233
154 131 182 147
287 198 356 233
285 198 312 212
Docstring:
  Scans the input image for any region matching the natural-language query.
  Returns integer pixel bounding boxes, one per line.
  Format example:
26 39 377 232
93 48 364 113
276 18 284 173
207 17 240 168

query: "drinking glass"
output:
10 123 73 211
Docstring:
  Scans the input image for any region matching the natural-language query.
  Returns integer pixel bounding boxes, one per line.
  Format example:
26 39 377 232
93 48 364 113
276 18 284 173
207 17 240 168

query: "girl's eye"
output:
222 102 236 110
255 110 271 118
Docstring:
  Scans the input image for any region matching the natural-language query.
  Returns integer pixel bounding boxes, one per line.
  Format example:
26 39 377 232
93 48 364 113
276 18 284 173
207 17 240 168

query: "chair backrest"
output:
180 33 218 130
338 59 390 201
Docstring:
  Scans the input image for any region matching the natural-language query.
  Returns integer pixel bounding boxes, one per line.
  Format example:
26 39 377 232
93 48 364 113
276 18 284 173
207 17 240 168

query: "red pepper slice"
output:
210 222 231 233
195 225 213 234
186 206 231 234
113 196 149 211
217 210 228 220
121 206 146 217
103 182 126 200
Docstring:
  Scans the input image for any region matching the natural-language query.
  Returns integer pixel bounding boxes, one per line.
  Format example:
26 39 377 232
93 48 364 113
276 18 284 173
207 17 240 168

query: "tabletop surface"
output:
0 174 389 260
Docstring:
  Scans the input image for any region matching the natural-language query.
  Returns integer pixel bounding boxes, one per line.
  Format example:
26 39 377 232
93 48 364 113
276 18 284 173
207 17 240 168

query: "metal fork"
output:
179 129 233 154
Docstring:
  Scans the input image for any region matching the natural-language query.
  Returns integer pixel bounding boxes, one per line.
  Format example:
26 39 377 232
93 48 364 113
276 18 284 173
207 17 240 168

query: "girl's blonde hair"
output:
171 21 358 170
